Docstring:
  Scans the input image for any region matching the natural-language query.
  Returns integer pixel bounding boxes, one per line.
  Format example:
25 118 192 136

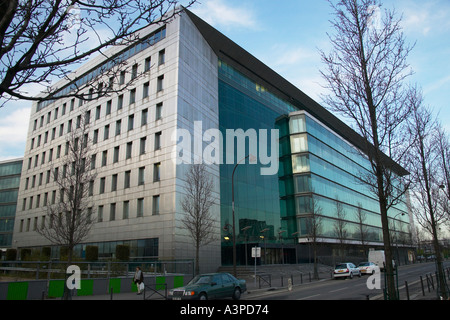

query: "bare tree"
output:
319 0 415 299
0 0 196 107
180 164 217 275
405 89 448 299
305 195 323 280
333 198 348 260
37 108 96 298
355 202 369 255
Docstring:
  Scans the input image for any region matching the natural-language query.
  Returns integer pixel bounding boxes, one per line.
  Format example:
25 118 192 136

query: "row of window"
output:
30 94 164 153
26 127 163 181
22 160 162 211
18 195 161 233
36 26 166 111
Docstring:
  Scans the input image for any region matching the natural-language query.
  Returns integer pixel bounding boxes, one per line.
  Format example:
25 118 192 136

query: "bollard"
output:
420 276 425 296
405 281 409 300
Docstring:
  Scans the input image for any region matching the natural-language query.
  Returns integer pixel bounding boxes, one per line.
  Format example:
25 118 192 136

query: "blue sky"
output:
1 0 449 161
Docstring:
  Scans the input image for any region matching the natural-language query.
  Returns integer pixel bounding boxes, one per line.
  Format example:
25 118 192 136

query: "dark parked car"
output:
168 273 247 300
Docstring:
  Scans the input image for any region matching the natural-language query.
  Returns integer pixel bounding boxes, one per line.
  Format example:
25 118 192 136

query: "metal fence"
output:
0 260 194 281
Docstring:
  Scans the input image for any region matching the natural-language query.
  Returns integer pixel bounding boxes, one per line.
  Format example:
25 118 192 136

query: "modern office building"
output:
0 158 22 251
13 9 412 272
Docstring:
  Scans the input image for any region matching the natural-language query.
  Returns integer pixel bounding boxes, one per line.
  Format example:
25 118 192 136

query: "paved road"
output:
244 261 449 300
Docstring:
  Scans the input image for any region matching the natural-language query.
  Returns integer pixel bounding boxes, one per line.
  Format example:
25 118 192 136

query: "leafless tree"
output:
435 126 450 224
0 0 196 107
355 202 369 255
405 89 448 299
180 164 217 275
305 195 323 280
319 0 415 299
37 108 96 298
333 198 348 260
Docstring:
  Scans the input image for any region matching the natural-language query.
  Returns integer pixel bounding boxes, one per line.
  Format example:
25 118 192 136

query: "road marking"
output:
329 287 348 293
297 294 320 300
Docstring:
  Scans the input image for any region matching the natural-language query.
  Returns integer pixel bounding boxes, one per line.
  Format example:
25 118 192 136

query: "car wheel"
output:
199 293 208 300
232 288 241 300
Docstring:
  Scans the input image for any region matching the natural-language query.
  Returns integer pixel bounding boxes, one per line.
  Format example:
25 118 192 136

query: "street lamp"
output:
231 154 255 277
260 228 269 265
241 226 252 266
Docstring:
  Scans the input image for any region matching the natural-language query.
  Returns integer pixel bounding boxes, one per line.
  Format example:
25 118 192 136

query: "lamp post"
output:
231 155 254 277
392 212 405 266
260 228 269 265
241 226 252 267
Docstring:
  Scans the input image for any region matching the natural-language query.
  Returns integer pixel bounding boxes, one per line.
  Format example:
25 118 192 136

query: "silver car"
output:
333 262 361 279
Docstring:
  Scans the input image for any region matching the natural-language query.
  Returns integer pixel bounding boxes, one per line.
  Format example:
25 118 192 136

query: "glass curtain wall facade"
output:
218 60 298 265
216 59 411 266
277 112 410 249
0 159 22 248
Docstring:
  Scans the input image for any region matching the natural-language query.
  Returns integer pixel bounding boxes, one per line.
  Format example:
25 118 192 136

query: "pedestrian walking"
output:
133 266 144 295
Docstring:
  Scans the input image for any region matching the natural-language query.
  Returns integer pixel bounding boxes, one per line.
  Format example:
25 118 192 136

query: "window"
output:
100 177 105 194
152 195 160 215
93 129 98 144
124 170 131 188
153 162 161 182
102 150 107 166
89 180 94 196
156 102 162 120
96 105 101 120
144 57 151 71
155 131 161 150
123 201 129 219
131 64 138 80
157 75 164 92
104 124 110 140
91 154 96 170
119 70 126 85
98 205 104 222
141 108 148 126
137 198 144 217
118 94 123 110
129 88 136 104
111 174 118 191
59 124 64 136
138 167 145 185
140 137 146 155
142 82 150 99
128 114 134 131
158 49 165 65
113 146 119 163
106 100 112 115
126 142 132 159
115 119 121 136
85 110 90 124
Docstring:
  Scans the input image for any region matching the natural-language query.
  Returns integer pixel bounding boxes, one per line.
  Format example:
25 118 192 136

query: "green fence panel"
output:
109 278 121 294
77 279 94 296
7 282 28 300
174 276 184 288
156 276 165 290
48 280 65 298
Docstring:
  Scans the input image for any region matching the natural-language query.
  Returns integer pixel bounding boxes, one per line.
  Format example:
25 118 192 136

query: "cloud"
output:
0 107 31 160
398 0 450 36
191 0 258 30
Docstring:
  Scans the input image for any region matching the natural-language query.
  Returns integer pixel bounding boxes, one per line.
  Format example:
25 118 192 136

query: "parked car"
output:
358 262 380 275
168 273 247 300
333 263 361 279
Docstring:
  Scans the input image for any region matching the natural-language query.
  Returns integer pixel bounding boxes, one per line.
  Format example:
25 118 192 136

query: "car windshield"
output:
359 262 370 266
335 264 348 269
188 275 212 285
